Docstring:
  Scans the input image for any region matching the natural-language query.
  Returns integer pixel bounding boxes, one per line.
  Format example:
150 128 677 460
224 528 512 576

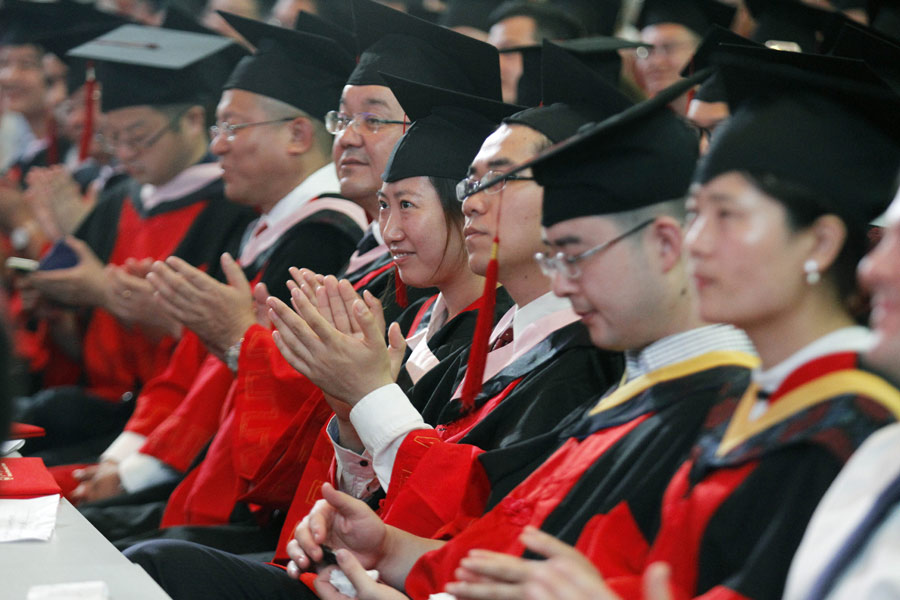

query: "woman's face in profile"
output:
683 171 817 329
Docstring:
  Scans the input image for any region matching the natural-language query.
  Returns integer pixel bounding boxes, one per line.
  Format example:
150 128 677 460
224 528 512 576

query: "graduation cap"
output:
636 0 736 37
347 0 502 100
746 0 848 53
381 73 522 183
487 1 587 39
0 0 128 56
553 0 622 36
695 45 900 229
506 36 648 106
868 0 900 40
827 22 900 92
218 12 353 119
504 40 634 143
294 10 357 51
68 25 242 112
532 85 701 226
439 0 503 32
681 25 760 102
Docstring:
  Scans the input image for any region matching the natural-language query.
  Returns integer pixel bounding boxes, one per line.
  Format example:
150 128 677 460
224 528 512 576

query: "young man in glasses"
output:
17 27 255 466
63 19 368 550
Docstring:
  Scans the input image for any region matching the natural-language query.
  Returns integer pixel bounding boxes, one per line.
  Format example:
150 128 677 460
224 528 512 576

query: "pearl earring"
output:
804 259 820 285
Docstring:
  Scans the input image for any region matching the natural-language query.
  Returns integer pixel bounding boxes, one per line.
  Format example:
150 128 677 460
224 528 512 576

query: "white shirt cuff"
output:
100 431 147 464
327 417 380 499
349 383 430 492
118 452 180 493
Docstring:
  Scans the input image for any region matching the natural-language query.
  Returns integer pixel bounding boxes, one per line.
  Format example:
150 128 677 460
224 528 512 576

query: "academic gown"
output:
19 172 255 465
402 351 757 600
376 320 624 542
598 352 900 600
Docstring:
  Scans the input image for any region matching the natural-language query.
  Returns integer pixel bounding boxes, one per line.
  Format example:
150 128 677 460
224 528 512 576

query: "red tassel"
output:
47 117 59 166
78 62 97 163
459 236 499 410
393 264 408 308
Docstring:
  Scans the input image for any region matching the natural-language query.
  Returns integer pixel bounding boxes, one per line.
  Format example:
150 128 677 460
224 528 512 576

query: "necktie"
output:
490 326 514 351
805 467 900 600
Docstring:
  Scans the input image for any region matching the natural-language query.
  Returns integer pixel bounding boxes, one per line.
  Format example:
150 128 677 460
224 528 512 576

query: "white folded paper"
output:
329 568 380 598
0 494 60 542
27 580 109 600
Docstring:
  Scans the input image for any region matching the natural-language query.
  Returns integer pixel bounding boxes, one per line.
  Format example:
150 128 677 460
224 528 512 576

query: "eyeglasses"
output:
635 40 696 60
535 218 654 280
325 111 410 135
209 117 295 142
101 106 191 153
456 170 536 202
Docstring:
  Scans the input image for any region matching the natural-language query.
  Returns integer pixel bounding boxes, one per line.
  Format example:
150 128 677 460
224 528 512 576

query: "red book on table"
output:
0 457 62 498
7 422 46 439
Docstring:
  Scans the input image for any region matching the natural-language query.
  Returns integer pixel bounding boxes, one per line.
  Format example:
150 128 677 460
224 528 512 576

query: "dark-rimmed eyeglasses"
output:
535 218 654 279
456 170 536 202
324 110 410 135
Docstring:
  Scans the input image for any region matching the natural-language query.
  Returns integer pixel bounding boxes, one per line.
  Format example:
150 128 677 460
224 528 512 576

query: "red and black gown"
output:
597 350 900 600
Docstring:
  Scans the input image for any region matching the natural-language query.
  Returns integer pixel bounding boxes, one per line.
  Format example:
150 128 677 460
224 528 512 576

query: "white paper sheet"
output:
0 494 60 542
27 580 110 600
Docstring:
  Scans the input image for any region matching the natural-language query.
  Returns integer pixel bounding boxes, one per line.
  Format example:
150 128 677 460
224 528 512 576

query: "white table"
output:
0 499 172 599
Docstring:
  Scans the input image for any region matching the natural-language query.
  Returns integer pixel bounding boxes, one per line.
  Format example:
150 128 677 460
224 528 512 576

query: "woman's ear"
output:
650 216 684 274
808 214 847 272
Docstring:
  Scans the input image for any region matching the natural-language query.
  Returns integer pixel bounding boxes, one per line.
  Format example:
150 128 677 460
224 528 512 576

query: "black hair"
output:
427 175 467 279
745 171 868 310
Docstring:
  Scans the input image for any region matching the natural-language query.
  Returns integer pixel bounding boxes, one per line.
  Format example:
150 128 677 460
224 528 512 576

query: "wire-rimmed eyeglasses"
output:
324 111 410 135
209 117 295 143
535 218 654 279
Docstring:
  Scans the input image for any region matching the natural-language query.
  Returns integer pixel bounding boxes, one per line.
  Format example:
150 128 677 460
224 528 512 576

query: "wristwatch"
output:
225 338 243 373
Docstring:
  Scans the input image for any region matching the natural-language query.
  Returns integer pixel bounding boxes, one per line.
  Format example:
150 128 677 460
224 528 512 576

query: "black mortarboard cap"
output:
827 22 900 92
439 0 503 31
681 25 760 102
219 12 353 118
161 4 218 35
636 0 736 36
695 46 900 228
0 0 128 53
746 0 849 53
381 74 522 182
347 0 502 100
487 1 586 39
868 0 900 40
532 77 702 226
294 11 357 51
505 37 647 106
553 0 622 36
504 40 633 143
68 25 242 112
